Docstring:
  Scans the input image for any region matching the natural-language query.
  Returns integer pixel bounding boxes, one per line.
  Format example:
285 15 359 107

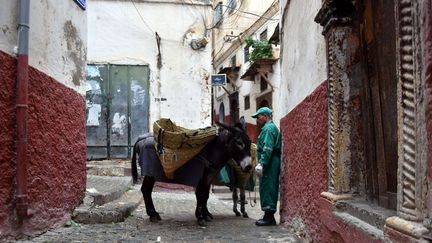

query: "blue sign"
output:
74 0 86 10
211 74 226 86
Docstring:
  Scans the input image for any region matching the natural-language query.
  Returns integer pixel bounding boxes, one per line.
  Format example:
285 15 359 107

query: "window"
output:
231 55 236 67
244 95 250 110
260 29 268 41
244 46 249 63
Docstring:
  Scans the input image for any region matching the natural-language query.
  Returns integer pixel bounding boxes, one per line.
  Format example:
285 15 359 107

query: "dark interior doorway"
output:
255 92 272 139
360 0 397 209
229 92 239 125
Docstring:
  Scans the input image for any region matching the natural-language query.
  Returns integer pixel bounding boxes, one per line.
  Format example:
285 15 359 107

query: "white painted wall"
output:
279 0 327 115
0 0 87 95
88 0 213 129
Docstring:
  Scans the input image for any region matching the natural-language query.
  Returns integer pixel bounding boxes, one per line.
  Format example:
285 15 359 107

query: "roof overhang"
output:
269 24 279 44
218 66 241 83
240 59 278 81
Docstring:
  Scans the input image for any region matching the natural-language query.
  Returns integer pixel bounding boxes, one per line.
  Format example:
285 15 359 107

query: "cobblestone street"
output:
20 187 301 242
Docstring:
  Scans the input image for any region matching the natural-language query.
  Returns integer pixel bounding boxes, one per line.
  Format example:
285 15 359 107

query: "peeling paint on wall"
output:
86 79 102 126
131 80 146 105
87 65 101 78
64 20 85 86
86 103 101 126
112 112 126 136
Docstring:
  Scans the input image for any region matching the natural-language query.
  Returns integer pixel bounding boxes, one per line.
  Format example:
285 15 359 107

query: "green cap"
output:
251 107 272 118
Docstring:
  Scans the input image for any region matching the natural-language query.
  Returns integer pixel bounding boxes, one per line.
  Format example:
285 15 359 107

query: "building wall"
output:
0 0 86 239
279 0 432 242
279 0 326 114
0 0 87 95
212 0 276 60
278 0 329 241
87 0 213 129
279 82 329 241
212 2 280 142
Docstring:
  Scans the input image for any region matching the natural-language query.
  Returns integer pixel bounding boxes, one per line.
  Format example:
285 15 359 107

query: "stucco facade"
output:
87 0 213 129
279 0 432 242
0 0 87 240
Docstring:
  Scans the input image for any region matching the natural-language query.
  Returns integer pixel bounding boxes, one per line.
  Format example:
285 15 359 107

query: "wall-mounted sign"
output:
211 74 226 86
74 0 86 10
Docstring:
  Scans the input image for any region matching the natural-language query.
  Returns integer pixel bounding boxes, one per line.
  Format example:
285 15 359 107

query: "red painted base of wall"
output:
0 51 86 240
279 82 330 241
319 197 384 242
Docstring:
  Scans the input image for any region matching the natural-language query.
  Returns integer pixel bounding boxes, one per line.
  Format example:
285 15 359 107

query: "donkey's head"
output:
216 121 252 173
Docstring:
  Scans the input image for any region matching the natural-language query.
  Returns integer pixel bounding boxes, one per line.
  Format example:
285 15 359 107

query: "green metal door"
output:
86 64 150 159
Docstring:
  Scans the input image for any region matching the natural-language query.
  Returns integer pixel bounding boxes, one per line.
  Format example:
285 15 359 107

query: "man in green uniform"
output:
252 107 281 226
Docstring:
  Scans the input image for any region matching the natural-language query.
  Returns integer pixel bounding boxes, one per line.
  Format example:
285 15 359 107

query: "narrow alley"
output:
3 0 432 242
18 161 300 242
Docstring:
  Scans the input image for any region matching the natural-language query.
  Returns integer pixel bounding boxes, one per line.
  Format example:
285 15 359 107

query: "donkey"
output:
131 122 252 226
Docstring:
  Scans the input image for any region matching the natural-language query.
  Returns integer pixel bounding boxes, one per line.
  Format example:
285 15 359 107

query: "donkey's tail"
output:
131 139 140 184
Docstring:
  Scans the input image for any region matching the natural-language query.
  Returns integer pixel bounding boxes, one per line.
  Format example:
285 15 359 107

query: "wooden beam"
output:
222 86 231 95
260 72 274 90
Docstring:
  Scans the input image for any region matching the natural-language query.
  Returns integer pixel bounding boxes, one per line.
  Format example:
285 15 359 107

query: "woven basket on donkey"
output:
153 118 217 178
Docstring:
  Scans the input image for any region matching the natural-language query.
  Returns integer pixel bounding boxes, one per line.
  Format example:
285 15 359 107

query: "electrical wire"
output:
223 4 279 21
130 0 155 34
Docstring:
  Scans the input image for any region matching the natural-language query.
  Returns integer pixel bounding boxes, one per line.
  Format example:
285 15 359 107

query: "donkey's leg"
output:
240 187 248 218
202 183 213 221
195 179 207 226
232 187 241 216
141 176 161 222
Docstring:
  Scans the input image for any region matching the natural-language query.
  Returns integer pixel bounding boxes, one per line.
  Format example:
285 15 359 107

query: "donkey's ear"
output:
216 121 230 131
239 116 246 130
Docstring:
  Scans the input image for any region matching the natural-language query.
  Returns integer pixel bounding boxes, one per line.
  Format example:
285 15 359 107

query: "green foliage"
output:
244 37 273 63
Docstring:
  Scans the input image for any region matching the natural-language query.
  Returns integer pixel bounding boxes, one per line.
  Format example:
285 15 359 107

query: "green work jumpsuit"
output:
257 120 281 213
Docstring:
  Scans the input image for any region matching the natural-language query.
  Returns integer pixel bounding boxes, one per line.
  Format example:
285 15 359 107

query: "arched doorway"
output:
219 102 225 124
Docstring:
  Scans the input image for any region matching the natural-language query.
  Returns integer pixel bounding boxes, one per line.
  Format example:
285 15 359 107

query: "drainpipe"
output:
16 0 30 219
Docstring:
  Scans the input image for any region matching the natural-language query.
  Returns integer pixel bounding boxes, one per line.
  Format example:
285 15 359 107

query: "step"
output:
87 160 132 177
72 185 143 224
335 200 396 230
333 211 384 240
86 175 132 205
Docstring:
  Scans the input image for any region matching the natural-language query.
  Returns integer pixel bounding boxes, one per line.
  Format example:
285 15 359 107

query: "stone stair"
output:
72 160 143 224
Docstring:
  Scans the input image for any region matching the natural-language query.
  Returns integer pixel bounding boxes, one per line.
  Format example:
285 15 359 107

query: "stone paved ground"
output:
19 186 302 243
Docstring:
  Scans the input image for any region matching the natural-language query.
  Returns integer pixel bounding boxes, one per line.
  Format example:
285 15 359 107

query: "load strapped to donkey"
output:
153 118 217 179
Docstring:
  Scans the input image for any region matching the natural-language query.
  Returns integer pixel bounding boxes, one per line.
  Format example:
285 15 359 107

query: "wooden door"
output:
361 0 397 209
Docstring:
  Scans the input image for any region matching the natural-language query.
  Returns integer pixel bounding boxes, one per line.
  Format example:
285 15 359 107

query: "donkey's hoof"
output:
149 212 161 222
149 216 160 222
206 212 213 219
204 215 213 222
198 219 207 226
242 212 249 218
234 211 241 217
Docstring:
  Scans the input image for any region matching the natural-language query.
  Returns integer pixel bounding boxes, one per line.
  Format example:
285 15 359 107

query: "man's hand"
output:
255 163 263 177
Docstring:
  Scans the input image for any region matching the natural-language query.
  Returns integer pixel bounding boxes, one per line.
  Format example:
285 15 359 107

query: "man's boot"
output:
255 211 276 226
